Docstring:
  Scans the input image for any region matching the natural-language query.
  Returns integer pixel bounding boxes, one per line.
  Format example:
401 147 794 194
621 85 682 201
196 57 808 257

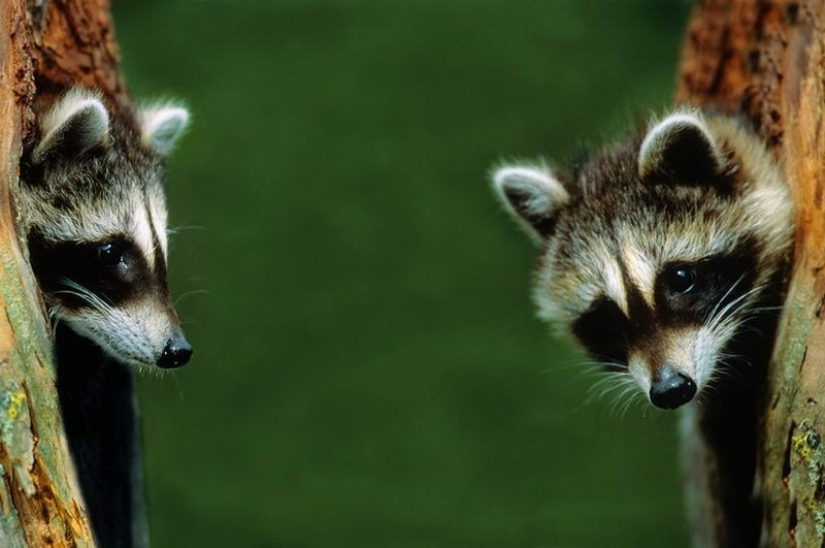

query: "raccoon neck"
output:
54 323 149 548
685 300 783 547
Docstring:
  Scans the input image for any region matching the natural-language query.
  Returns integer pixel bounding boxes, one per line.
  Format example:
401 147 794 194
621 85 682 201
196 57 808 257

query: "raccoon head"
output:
20 88 192 371
493 110 793 410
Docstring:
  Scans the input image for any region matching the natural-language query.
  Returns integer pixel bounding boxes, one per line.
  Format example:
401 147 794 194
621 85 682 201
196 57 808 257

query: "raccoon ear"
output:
33 91 110 164
139 106 189 156
638 112 725 184
492 164 570 241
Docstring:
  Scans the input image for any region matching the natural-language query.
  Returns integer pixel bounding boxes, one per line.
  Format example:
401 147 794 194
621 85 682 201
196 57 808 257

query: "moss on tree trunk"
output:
0 0 131 545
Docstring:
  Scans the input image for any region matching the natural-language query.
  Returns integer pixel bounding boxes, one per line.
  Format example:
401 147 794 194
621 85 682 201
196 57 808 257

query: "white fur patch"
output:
146 186 169 258
627 329 698 403
664 328 699 378
57 298 178 370
627 327 718 401
33 88 110 163
638 111 722 179
601 256 628 316
493 165 568 216
627 353 652 394
133 202 156 270
622 245 656 307
492 164 569 241
139 104 189 155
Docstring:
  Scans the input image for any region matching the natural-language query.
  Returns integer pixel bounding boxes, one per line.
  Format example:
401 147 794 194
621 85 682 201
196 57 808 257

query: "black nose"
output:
156 331 193 369
649 366 696 410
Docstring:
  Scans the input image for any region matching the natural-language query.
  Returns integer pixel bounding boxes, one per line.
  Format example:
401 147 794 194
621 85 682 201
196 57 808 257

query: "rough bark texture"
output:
676 1 825 546
0 0 129 545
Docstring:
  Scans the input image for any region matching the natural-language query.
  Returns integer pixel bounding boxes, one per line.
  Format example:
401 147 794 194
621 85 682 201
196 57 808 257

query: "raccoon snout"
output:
156 329 192 369
649 365 696 410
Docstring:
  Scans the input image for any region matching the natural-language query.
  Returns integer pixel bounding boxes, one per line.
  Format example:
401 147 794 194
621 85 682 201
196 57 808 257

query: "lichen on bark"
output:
0 0 135 545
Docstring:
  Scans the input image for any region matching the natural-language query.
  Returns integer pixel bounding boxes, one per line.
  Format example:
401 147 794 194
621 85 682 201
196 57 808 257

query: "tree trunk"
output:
677 1 825 546
0 0 129 545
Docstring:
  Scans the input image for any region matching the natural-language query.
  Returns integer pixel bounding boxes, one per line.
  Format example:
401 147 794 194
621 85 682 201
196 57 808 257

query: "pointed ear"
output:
492 164 570 242
33 89 109 164
139 105 189 156
638 112 725 184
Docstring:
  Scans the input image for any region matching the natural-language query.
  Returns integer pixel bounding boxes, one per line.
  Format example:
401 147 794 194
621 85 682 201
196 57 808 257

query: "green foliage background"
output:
113 1 692 546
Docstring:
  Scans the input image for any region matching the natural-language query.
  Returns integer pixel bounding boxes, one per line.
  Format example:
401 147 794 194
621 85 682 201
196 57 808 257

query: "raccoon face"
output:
21 88 192 370
493 111 793 410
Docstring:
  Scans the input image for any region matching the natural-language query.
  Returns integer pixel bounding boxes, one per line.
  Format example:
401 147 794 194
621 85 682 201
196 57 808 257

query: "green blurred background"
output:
111 1 693 546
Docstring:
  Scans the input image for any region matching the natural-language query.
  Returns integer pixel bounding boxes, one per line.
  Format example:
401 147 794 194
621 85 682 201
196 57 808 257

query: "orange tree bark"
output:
0 0 130 545
677 1 825 546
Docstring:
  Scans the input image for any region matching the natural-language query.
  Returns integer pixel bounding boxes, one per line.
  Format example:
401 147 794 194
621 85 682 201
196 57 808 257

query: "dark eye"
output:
97 242 124 267
664 265 696 294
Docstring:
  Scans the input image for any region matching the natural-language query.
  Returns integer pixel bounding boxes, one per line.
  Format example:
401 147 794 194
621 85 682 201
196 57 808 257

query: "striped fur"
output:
493 109 793 408
20 88 191 370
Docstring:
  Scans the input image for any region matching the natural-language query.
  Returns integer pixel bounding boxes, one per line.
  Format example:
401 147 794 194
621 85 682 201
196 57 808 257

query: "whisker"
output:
705 274 747 324
174 289 209 306
708 282 766 330
56 278 114 313
167 225 208 235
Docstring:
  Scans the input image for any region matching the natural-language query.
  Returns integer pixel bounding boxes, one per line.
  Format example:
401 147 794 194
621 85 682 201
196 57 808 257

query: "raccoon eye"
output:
664 265 696 294
97 242 124 267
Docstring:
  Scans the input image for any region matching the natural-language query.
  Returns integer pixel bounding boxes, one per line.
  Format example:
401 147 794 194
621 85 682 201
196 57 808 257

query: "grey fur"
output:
20 88 191 548
21 88 190 369
493 110 793 401
492 109 796 545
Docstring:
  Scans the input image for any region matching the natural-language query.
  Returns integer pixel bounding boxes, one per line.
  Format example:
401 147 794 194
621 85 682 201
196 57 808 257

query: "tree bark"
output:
677 1 825 546
0 0 128 545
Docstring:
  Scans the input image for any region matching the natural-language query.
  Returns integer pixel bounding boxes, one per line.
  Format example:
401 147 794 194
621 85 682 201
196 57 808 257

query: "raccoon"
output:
493 110 793 409
18 88 192 548
19 87 192 371
492 110 794 545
